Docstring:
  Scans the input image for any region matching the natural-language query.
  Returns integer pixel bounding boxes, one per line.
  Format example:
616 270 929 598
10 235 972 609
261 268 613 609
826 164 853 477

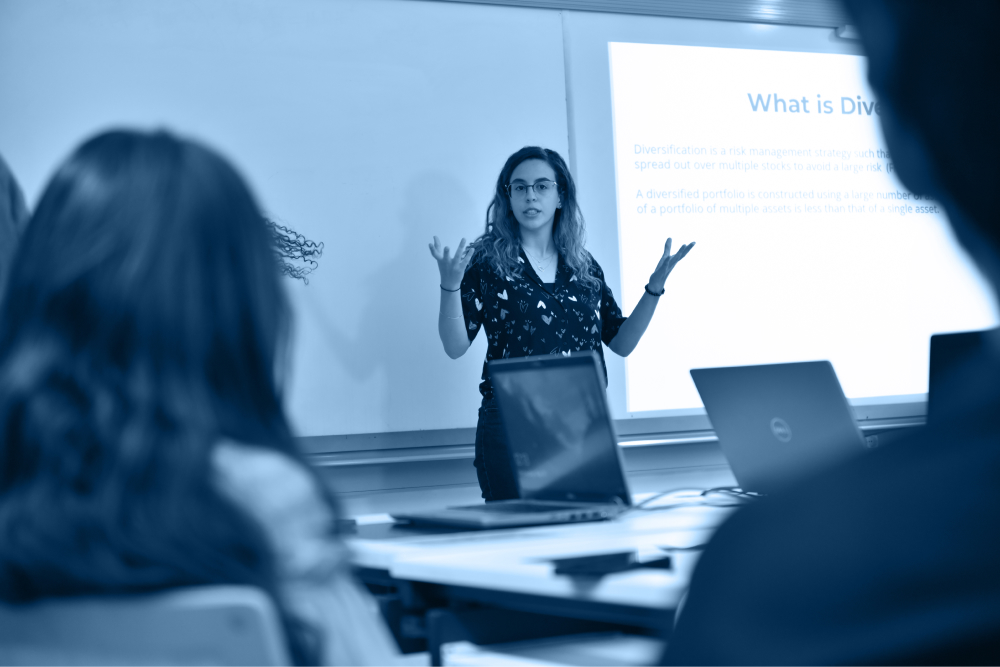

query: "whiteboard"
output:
0 0 569 436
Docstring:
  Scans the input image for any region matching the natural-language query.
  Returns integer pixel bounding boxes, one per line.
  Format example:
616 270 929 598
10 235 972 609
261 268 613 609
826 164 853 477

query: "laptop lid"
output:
487 352 631 506
928 329 993 426
690 361 866 494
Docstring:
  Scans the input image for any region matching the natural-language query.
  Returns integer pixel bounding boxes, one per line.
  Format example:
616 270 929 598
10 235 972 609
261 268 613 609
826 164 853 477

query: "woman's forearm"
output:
608 291 660 357
438 289 473 358
609 237 693 356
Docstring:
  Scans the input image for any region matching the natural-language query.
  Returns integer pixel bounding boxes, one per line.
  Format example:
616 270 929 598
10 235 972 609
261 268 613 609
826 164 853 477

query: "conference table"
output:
348 498 739 665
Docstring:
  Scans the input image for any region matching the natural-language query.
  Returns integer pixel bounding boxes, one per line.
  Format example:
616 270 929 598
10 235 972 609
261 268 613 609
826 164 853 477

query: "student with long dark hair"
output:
0 130 397 665
430 147 694 500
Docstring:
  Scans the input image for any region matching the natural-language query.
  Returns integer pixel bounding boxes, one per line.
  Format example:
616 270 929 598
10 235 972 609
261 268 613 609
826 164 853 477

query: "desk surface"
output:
348 502 736 611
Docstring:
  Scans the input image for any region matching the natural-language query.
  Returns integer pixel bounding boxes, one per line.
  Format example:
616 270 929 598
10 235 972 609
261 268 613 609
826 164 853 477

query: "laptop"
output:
393 352 632 529
928 329 995 426
690 361 867 495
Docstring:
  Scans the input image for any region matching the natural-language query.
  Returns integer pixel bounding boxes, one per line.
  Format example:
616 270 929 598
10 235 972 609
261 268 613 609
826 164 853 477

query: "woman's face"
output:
508 159 562 235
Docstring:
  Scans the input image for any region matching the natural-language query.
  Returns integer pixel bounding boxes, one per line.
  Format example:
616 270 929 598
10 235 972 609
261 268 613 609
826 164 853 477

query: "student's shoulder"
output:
697 426 988 592
211 443 403 667
213 441 347 578
213 441 316 506
671 430 1000 664
212 441 334 531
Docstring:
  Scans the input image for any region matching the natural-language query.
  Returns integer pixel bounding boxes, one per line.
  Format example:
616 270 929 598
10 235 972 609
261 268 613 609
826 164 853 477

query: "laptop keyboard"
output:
453 501 585 514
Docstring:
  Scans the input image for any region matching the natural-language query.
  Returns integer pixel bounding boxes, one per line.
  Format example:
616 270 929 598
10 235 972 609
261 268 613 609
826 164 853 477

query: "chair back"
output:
0 585 290 666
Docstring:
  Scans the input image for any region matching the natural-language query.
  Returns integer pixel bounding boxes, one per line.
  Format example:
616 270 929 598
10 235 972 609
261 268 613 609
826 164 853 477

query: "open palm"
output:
429 236 474 290
649 237 695 292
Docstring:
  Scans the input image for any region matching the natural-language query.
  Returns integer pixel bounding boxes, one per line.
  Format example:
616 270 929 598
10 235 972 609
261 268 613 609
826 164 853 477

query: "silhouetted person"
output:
664 1 1000 663
0 130 397 665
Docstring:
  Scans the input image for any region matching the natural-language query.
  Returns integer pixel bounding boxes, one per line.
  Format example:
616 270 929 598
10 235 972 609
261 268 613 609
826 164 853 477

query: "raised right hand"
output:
429 236 474 290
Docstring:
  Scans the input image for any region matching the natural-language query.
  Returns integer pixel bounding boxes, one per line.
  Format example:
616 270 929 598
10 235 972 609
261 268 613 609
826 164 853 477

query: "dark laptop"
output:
690 361 868 495
392 352 631 529
928 329 995 426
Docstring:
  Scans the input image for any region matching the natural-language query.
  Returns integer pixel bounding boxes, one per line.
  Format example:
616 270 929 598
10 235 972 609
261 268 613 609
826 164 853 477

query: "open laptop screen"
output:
691 361 866 494
488 354 630 505
928 329 995 425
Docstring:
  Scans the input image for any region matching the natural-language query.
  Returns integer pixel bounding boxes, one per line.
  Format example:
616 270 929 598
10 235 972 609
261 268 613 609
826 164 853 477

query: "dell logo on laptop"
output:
770 417 792 442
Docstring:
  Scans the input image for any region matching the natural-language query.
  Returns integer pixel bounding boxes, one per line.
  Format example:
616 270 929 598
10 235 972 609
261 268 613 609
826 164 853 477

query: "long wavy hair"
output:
0 130 330 664
473 146 599 290
268 218 324 283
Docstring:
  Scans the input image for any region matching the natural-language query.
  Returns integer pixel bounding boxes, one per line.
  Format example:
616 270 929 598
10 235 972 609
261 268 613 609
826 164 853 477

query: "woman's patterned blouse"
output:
460 248 628 400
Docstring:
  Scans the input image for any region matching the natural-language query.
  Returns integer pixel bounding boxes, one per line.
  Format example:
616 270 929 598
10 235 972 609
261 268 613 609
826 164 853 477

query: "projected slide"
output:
609 43 997 413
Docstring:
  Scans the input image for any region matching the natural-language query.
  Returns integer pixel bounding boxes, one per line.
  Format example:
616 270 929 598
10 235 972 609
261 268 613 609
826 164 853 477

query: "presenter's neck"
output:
519 225 556 257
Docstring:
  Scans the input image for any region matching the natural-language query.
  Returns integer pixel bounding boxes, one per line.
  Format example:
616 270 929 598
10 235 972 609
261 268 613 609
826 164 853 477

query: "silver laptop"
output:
690 361 868 495
393 352 632 529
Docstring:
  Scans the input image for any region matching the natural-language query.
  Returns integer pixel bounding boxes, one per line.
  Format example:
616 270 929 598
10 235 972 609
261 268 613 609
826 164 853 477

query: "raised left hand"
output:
648 237 695 292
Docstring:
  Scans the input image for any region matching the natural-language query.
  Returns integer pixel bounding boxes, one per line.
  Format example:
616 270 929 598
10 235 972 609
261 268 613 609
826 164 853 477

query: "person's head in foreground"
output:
0 129 326 663
664 1 1000 664
844 0 1000 283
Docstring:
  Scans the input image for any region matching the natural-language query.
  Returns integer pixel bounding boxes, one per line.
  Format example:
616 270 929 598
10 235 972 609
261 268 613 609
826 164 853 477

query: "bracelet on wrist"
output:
440 284 461 292
645 283 665 297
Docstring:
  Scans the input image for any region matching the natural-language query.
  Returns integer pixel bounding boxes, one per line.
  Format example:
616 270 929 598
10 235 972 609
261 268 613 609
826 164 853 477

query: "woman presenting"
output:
430 146 693 501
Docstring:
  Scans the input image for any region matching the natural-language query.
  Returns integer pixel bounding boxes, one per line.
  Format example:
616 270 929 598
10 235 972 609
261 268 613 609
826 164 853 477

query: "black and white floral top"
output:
460 249 628 401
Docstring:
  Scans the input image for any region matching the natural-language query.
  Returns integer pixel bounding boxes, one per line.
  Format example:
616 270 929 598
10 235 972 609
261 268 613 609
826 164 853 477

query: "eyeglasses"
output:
506 180 558 198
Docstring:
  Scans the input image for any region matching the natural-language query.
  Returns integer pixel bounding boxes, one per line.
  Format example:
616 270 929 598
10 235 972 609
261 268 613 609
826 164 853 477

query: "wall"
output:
0 0 569 437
